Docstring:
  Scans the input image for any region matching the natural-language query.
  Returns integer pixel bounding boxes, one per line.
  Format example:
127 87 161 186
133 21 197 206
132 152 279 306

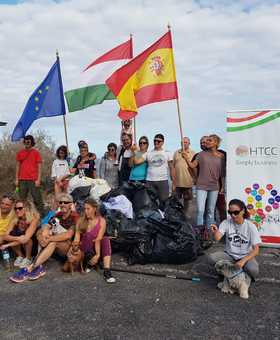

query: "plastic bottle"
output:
2 249 12 271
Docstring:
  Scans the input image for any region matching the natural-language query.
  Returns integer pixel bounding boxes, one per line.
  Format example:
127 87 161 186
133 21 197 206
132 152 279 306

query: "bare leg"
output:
24 239 33 260
103 255 111 269
11 244 24 258
32 242 57 268
55 240 71 256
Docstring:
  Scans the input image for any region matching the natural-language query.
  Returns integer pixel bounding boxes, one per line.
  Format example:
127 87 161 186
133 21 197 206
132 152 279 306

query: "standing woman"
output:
183 134 225 229
1 200 40 268
99 143 119 189
129 136 149 182
74 198 116 283
72 143 96 178
209 199 261 281
51 145 70 195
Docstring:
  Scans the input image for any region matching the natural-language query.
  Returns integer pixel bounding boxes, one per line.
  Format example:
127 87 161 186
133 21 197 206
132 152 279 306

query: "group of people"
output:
0 119 261 287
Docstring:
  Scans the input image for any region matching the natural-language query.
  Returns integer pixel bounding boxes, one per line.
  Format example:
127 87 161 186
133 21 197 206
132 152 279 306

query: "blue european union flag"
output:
12 58 66 141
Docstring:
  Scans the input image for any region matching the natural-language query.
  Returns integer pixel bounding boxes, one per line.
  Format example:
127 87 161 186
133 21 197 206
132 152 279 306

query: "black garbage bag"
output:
101 182 159 214
71 186 91 202
104 209 150 243
128 234 154 265
164 195 187 224
151 227 199 264
71 186 91 214
132 184 158 214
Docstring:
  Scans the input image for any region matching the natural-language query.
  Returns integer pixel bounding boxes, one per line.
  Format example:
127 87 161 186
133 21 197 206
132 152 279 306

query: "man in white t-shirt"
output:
134 134 176 207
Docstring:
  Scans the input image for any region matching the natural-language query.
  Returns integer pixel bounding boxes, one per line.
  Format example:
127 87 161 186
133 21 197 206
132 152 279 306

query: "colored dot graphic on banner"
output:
244 183 280 228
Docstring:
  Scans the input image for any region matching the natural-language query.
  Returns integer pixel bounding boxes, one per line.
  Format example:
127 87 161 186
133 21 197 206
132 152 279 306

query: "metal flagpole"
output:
168 24 184 149
133 117 137 144
56 50 69 151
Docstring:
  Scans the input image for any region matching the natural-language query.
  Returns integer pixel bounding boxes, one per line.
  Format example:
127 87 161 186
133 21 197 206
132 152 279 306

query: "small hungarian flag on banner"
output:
65 38 133 113
106 30 178 120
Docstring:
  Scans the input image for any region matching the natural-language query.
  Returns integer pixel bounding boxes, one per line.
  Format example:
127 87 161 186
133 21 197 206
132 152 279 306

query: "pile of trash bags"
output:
68 176 200 265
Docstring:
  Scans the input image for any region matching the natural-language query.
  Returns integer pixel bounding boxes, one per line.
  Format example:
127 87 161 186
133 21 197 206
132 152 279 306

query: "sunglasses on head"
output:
15 206 24 211
59 201 71 205
228 210 241 216
154 139 163 144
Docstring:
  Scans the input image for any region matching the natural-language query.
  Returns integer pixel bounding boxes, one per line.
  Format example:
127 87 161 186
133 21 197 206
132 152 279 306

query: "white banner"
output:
227 109 280 246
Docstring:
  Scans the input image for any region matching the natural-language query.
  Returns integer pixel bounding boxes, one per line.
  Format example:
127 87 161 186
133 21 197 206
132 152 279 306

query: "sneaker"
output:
28 265 46 281
14 256 24 267
20 258 32 268
9 268 30 283
103 269 116 284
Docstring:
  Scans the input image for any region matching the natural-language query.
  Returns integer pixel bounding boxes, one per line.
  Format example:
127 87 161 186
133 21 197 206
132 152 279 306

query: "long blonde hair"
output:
14 199 39 224
78 198 99 234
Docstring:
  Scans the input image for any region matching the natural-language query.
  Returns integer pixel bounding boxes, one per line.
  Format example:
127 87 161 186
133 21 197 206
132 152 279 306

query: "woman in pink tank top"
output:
74 198 116 284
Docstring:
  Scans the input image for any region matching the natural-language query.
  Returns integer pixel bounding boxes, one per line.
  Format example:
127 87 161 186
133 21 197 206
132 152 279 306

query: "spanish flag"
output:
106 30 178 120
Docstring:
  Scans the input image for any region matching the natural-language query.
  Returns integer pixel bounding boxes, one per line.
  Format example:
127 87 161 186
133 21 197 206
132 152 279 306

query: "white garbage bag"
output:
68 175 95 194
103 195 133 219
90 179 111 201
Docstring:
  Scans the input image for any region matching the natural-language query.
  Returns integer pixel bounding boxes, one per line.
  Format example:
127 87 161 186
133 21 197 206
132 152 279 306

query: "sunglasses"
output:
59 201 72 205
139 141 148 145
228 210 241 216
15 206 24 211
154 139 163 144
108 148 116 151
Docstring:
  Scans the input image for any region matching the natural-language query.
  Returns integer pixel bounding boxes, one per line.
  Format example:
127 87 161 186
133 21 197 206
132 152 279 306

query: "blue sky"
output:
0 0 280 156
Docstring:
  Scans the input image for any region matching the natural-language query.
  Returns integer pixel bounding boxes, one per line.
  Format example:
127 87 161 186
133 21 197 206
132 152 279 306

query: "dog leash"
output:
227 269 244 280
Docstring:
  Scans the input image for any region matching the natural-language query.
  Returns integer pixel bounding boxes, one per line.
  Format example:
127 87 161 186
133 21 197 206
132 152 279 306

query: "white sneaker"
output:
20 258 32 268
14 256 24 267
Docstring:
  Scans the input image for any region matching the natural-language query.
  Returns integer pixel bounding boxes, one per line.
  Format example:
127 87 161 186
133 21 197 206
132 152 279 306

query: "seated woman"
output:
208 199 261 281
0 200 40 268
74 198 116 283
129 136 149 183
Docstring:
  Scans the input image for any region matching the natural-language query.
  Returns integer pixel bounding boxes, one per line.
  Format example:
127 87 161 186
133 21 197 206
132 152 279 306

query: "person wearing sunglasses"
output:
10 193 79 283
99 143 119 189
173 137 196 218
208 199 261 281
132 134 175 207
1 200 39 269
129 136 149 182
15 135 45 216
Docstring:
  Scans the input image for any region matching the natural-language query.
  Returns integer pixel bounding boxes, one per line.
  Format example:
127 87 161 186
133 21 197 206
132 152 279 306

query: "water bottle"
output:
2 249 12 271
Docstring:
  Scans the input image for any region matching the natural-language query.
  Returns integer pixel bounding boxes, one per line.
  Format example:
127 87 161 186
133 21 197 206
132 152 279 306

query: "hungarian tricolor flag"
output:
106 30 178 120
65 38 133 112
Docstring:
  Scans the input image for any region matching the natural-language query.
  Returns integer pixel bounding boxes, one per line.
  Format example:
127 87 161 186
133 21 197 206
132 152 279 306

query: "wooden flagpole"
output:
168 24 184 149
56 50 69 152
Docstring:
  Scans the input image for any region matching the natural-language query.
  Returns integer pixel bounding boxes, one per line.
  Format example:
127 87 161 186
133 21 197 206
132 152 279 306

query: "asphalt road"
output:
0 245 279 340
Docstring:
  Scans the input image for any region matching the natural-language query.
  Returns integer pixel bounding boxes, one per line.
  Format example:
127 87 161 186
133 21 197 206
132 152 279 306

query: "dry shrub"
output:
0 130 56 194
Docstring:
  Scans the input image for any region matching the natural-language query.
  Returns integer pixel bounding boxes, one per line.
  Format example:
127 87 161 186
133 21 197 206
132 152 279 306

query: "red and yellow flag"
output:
106 30 178 120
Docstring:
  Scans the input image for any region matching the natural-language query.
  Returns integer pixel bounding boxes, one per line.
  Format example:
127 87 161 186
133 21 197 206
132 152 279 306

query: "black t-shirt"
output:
74 153 96 178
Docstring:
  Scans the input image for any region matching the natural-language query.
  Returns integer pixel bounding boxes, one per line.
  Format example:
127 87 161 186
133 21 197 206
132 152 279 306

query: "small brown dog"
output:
63 241 84 275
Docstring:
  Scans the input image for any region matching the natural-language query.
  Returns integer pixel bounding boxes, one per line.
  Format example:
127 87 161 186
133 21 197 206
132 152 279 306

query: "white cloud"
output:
0 0 280 156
